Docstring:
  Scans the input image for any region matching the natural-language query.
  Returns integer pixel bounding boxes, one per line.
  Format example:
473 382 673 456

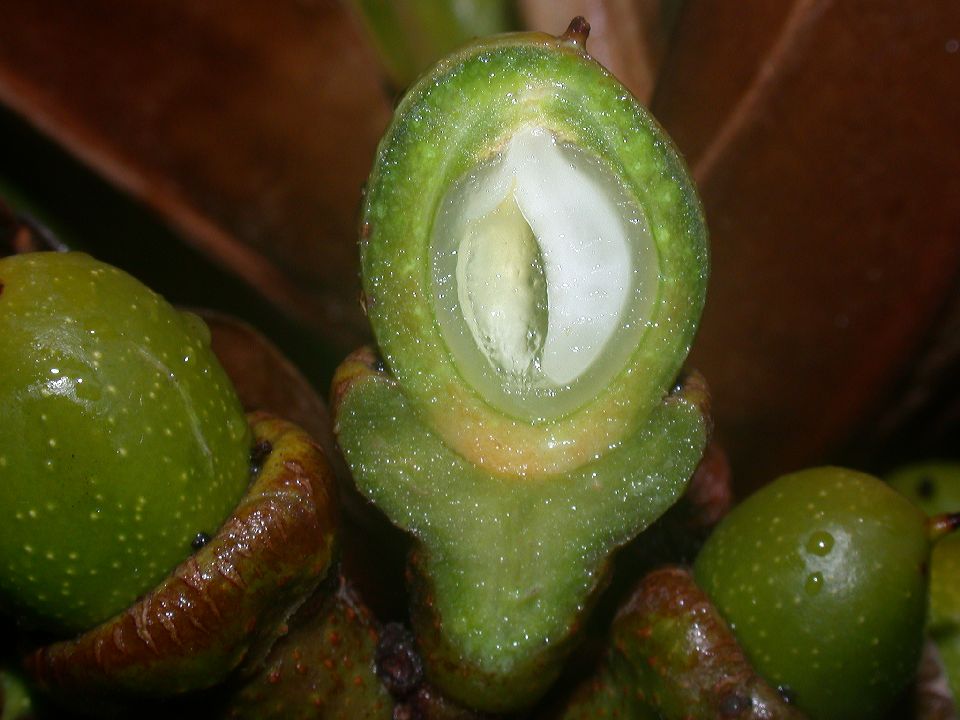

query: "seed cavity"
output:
432 125 657 419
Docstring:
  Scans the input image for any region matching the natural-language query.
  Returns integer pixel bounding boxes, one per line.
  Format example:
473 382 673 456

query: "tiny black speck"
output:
374 357 388 374
777 685 796 704
668 371 686 396
192 532 211 550
718 691 751 717
250 440 273 473
916 475 936 500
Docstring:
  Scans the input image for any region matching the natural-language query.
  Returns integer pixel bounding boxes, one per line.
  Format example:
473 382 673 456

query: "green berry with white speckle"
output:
0 252 251 635
694 467 930 720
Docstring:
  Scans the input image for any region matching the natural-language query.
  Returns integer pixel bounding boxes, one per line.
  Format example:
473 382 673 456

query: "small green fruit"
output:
0 252 251 634
694 467 930 720
888 461 960 700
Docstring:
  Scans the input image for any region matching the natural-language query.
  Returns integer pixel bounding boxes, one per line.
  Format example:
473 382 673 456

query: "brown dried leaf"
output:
0 0 391 353
653 0 960 489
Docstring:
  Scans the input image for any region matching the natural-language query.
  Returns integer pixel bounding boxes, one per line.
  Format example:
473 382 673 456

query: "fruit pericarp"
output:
359 30 707 478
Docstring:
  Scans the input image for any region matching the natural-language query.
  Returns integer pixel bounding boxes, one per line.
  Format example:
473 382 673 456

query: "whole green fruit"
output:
694 467 930 720
0 252 251 634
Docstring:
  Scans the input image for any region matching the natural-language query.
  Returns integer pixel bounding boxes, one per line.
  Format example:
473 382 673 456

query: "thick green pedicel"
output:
888 462 960 701
337 20 709 711
336 353 707 710
0 252 251 634
694 467 930 720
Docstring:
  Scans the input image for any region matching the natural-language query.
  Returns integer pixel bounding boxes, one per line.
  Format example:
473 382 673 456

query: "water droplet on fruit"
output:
806 531 834 556
804 572 824 596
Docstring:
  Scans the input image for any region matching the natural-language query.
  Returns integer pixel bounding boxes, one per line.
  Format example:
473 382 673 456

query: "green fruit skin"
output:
1 665 34 720
694 467 929 720
888 462 960 699
930 535 960 700
0 252 251 635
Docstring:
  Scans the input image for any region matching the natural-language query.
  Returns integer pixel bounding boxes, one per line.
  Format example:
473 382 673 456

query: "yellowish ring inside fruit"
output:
431 126 658 420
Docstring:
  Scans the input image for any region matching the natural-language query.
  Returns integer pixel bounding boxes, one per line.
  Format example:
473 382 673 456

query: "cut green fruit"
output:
888 461 960 701
336 19 709 710
0 252 251 635
358 18 707 478
694 467 931 720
